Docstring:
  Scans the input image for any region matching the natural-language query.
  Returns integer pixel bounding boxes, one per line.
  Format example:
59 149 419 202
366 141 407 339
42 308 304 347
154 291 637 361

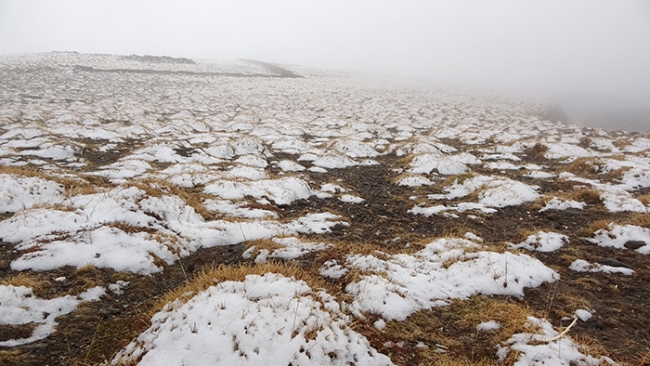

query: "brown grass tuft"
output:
361 296 534 366
125 178 211 219
567 188 602 205
563 157 600 176
636 193 650 206
576 219 612 237
442 172 475 187
106 221 157 234
1 273 46 296
146 262 328 319
243 239 285 260
625 213 650 229
526 143 548 160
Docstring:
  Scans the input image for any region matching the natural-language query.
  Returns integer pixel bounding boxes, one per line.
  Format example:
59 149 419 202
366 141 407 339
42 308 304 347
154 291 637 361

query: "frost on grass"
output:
502 317 617 366
345 238 558 320
0 285 105 347
586 224 650 254
510 232 569 252
112 273 393 366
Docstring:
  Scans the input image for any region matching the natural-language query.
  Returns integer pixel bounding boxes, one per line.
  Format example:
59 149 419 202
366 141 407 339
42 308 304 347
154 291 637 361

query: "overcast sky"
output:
1 0 649 130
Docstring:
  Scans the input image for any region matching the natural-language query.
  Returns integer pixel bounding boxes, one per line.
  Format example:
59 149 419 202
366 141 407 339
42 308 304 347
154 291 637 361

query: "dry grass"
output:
242 238 285 260
577 214 650 237
0 349 39 366
125 178 211 219
106 221 157 234
0 164 111 196
576 219 612 237
315 239 396 262
549 292 592 319
146 261 329 319
514 228 539 244
525 142 548 160
442 172 475 187
566 188 602 205
361 296 535 366
1 273 46 296
636 193 650 206
64 183 101 196
627 213 650 229
0 165 53 179
563 157 600 176
75 263 96 275
573 277 603 292
451 297 533 342
605 166 633 182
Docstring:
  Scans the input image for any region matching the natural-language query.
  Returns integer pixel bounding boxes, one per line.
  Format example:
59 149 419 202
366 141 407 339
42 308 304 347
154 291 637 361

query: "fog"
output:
1 0 649 131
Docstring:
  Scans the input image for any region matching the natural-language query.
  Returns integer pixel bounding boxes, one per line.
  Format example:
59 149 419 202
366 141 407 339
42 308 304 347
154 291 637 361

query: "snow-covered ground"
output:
1 52 648 365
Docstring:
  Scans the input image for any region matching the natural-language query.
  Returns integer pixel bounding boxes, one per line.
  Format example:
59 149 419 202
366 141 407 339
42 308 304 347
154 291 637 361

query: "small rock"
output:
623 240 647 250
600 257 630 268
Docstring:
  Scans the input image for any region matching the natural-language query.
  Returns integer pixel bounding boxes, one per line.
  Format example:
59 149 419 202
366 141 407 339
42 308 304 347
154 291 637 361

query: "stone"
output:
623 240 647 250
600 257 630 268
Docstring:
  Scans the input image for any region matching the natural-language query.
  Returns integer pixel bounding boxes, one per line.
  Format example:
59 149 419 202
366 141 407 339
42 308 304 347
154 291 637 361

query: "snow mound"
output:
0 186 348 274
345 238 558 320
409 152 480 175
0 174 64 212
113 273 394 366
204 177 313 205
428 175 540 208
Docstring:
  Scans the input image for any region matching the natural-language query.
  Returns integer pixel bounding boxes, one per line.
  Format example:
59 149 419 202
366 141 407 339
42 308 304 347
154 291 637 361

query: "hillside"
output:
1 52 649 366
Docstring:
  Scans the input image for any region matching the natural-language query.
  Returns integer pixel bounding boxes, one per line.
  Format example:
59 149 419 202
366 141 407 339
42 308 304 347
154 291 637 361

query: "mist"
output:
1 0 649 131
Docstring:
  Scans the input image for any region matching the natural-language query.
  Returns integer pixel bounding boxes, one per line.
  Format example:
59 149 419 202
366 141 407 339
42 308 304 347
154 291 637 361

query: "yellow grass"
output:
146 262 328 318
1 273 46 295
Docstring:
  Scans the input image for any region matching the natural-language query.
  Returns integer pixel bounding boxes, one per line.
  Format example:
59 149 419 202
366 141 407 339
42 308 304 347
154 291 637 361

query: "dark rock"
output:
600 257 630 268
623 240 647 250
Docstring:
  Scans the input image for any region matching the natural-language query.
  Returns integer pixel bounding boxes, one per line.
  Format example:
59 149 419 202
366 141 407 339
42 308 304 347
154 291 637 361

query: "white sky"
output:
1 0 649 129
